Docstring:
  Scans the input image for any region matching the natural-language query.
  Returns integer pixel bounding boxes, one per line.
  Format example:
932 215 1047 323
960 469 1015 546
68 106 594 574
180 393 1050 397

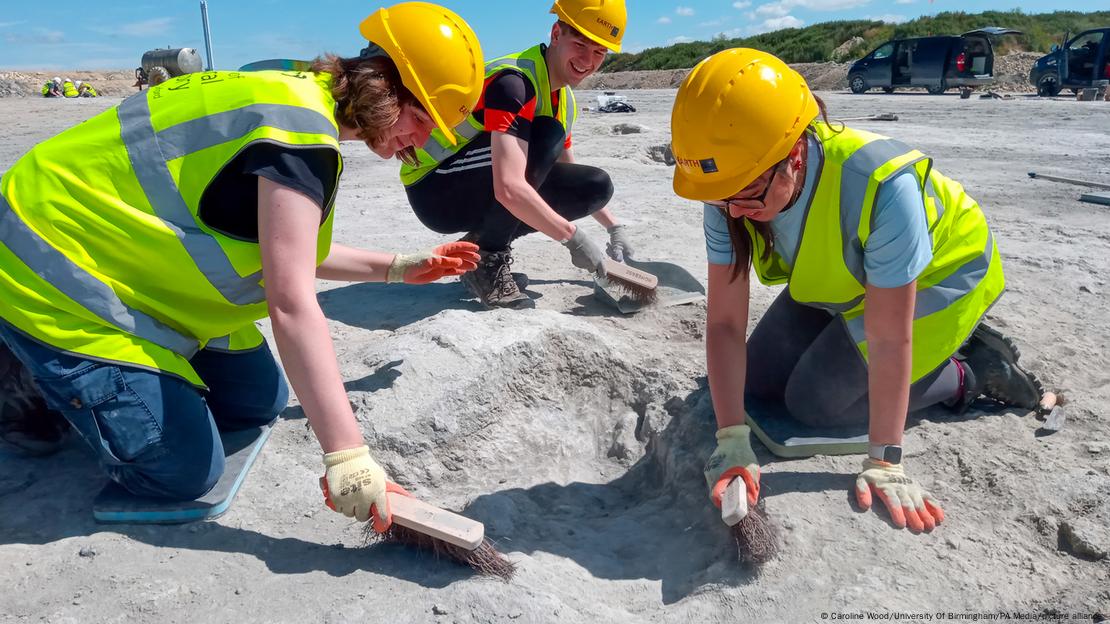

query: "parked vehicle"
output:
1030 27 1110 96
848 28 1022 95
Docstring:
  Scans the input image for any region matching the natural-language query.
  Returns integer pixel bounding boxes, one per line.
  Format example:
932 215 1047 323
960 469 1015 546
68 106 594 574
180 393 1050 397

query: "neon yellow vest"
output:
0 70 341 386
41 82 53 96
399 44 578 187
747 123 1004 382
62 81 78 97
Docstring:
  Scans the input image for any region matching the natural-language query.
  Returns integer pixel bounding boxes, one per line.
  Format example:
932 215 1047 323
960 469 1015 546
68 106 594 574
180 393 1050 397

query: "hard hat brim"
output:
550 7 622 52
673 163 763 203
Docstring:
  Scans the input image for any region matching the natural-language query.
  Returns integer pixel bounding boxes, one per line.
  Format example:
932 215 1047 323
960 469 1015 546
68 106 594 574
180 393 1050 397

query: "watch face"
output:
884 446 902 464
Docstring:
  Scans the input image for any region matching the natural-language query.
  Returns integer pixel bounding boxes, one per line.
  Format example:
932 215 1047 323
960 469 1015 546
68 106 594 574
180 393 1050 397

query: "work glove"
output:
320 445 394 532
562 226 608 277
703 424 761 508
387 241 480 284
605 224 635 263
855 458 945 532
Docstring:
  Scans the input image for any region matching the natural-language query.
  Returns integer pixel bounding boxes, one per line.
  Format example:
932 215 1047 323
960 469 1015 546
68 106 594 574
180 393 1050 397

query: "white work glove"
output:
605 224 635 262
320 445 392 532
562 226 608 277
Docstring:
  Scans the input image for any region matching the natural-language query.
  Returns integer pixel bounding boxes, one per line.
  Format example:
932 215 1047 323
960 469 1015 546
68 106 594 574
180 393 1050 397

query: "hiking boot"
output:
457 233 528 291
0 343 70 456
955 322 1044 411
460 249 534 309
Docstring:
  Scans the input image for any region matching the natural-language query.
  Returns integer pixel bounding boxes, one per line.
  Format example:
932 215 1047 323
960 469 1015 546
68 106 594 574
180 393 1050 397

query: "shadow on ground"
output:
317 281 482 332
0 379 1027 596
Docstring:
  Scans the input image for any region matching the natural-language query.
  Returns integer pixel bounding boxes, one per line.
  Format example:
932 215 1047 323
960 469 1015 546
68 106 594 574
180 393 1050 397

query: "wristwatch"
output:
869 444 902 464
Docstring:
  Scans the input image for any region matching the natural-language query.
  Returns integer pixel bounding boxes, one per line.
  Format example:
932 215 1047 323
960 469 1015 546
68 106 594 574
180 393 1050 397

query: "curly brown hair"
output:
310 53 421 166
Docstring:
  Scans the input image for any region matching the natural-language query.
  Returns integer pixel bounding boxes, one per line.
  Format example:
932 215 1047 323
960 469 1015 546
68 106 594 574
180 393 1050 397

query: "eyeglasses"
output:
706 159 785 213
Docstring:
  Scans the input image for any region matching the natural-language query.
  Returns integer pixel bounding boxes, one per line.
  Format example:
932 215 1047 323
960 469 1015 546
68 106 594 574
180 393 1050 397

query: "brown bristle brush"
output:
361 491 515 580
600 258 659 305
721 478 780 566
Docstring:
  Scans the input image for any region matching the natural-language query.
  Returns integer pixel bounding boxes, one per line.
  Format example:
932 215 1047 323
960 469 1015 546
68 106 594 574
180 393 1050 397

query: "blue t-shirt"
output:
703 135 933 289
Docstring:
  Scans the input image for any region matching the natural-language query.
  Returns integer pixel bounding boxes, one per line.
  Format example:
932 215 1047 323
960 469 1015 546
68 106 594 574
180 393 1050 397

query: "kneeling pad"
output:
745 395 868 458
93 424 272 524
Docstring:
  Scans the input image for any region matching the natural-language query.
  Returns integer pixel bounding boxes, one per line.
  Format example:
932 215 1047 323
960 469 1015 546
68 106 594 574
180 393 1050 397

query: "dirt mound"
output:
582 61 852 91
582 52 1041 93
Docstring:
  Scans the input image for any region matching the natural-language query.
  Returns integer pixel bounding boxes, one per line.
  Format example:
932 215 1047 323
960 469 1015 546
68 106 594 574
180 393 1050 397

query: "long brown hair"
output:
310 53 421 166
723 95 840 282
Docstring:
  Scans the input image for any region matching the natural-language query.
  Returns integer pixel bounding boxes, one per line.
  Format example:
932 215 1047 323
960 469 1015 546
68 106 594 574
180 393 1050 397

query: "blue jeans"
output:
0 323 288 500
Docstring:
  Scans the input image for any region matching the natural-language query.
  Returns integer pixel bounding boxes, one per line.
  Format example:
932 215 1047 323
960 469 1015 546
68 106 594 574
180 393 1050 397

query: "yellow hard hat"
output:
550 0 627 53
360 2 484 145
671 48 819 201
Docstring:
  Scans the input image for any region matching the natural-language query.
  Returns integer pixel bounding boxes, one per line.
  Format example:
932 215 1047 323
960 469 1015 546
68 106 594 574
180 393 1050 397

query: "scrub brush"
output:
362 490 515 580
721 478 780 566
599 258 659 305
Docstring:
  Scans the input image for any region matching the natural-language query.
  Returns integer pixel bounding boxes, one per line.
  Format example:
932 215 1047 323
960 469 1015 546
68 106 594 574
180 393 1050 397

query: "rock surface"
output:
1 88 1109 621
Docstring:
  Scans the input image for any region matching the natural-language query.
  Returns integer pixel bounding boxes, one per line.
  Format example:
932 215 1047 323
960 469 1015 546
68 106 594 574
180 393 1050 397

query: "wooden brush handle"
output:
602 258 658 290
388 492 485 550
721 477 749 526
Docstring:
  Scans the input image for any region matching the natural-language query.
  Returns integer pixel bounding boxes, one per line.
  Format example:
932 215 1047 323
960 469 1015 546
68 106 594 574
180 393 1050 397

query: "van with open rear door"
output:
848 27 1022 95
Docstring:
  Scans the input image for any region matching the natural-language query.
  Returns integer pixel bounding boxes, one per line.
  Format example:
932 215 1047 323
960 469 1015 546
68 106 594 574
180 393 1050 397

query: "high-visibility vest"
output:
41 82 55 96
746 123 1005 382
399 44 578 187
62 81 78 97
0 70 342 386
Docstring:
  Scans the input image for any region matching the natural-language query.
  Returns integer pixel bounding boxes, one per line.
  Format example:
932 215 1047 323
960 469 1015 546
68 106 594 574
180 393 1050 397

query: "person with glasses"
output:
671 49 1044 533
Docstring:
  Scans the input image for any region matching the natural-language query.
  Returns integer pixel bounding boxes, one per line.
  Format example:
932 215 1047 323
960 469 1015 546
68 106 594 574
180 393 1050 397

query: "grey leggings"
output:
746 290 961 428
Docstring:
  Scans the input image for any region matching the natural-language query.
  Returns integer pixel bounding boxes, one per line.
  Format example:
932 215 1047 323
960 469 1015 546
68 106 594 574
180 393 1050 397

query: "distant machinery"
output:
134 47 203 89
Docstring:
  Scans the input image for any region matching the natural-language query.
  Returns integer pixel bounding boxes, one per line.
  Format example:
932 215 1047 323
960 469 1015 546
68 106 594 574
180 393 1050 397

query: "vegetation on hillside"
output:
601 10 1110 72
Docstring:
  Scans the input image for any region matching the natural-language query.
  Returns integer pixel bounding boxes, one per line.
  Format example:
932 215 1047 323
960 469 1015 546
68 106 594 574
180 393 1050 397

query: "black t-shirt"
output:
198 143 339 241
472 44 572 149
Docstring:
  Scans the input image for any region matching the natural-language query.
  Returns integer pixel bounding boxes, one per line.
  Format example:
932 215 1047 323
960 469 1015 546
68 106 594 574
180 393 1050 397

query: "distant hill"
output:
601 9 1110 72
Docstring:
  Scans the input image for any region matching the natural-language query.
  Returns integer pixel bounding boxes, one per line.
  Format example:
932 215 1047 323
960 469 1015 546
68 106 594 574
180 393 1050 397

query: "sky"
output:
0 1 1105 70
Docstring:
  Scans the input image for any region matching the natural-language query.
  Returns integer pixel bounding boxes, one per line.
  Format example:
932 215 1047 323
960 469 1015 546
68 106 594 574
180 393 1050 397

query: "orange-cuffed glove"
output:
855 458 945 532
703 424 761 509
320 445 403 532
386 241 481 285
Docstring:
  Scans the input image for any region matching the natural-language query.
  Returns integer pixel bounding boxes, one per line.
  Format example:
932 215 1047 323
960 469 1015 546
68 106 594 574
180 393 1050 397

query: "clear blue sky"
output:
0 1 1104 70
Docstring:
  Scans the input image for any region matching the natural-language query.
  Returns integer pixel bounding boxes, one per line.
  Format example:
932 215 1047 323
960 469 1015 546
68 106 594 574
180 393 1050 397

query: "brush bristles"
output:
606 275 658 305
363 523 516 580
731 505 779 566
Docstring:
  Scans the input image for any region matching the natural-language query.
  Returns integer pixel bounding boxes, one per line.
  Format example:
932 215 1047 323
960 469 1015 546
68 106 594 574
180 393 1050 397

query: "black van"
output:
1029 28 1110 96
848 27 1022 95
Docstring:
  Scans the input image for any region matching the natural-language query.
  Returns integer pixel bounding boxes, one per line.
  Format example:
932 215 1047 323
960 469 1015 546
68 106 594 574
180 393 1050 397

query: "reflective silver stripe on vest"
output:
155 104 338 161
843 231 996 345
118 94 268 306
842 139 912 179
0 194 200 358
564 89 576 137
206 334 231 350
422 53 564 166
422 121 483 163
837 139 926 286
924 173 944 227
490 56 540 82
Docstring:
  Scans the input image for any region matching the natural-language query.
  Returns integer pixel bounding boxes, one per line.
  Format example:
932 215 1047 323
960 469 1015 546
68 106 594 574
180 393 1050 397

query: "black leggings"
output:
405 117 614 252
746 290 962 428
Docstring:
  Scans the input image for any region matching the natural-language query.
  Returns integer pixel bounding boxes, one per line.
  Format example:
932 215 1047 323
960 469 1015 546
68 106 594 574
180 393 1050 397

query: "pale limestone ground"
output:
1 90 1108 623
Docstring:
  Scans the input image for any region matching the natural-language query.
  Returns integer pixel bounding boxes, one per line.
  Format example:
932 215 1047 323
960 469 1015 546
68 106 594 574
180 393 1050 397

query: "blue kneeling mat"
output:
92 424 272 524
744 394 869 458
